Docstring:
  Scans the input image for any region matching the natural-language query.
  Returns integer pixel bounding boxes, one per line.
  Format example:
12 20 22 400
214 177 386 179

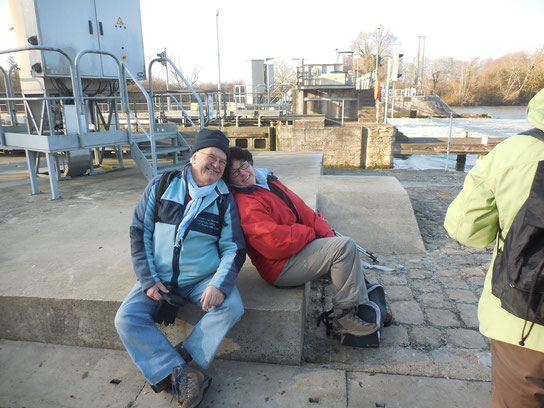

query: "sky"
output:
1 0 543 84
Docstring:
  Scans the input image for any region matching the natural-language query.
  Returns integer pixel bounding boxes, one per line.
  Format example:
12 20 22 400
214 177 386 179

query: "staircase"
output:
357 89 378 123
129 123 192 180
125 56 206 181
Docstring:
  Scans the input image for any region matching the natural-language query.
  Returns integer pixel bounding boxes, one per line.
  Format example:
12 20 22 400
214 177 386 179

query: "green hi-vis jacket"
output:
444 89 544 352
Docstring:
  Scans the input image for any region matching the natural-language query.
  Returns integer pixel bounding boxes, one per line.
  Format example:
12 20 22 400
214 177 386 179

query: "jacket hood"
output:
527 89 544 131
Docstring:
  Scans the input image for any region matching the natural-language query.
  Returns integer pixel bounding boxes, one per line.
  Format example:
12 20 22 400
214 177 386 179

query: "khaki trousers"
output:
274 236 368 309
491 339 544 407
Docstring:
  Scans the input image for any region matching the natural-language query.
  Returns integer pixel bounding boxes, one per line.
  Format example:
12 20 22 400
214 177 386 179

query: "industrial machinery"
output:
0 0 204 199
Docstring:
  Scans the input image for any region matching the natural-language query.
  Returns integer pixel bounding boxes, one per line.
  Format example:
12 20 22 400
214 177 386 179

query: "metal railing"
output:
0 46 85 136
149 57 205 128
75 49 128 131
0 65 19 125
296 63 354 87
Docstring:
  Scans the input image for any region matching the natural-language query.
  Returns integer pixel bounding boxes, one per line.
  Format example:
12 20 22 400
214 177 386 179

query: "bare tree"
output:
273 59 296 86
350 27 398 76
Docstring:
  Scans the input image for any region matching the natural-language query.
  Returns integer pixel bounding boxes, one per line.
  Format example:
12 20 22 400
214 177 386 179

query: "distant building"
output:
293 52 377 123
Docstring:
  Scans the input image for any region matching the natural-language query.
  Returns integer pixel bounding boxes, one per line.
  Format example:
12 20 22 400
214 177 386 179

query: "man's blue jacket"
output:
129 166 246 296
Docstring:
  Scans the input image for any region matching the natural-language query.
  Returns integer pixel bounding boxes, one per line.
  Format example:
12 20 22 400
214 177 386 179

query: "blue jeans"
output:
114 277 244 385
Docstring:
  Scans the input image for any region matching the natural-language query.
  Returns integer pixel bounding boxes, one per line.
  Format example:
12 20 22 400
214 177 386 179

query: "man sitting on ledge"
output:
115 129 246 407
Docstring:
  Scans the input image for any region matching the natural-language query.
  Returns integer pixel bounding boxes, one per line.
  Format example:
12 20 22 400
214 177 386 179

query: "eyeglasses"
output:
197 151 227 168
230 161 249 178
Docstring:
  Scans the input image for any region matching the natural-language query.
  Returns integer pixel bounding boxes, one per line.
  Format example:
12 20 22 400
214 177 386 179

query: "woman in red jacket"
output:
224 147 377 337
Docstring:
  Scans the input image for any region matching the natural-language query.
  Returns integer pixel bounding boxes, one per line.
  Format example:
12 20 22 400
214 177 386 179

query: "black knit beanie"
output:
191 128 230 159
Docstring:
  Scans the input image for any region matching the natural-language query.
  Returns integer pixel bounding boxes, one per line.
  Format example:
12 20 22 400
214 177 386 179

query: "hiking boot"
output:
171 365 212 408
333 307 378 336
150 374 171 394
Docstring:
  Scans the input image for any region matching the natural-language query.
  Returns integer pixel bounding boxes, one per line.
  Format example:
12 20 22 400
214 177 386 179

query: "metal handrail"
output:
122 64 157 172
0 65 17 125
148 57 205 127
0 46 84 136
75 49 128 115
164 94 199 132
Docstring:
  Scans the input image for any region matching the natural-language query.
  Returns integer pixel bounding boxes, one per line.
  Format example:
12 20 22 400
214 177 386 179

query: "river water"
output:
391 105 529 171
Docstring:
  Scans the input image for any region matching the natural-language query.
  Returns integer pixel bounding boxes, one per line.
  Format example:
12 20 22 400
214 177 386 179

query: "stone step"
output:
0 152 324 366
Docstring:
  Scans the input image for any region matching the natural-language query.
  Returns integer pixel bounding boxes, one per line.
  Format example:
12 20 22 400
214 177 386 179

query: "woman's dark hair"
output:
223 146 253 182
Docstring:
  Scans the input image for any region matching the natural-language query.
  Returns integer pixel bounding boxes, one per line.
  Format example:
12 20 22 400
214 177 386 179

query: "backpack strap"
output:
154 170 181 223
317 308 335 336
519 128 544 141
218 193 229 227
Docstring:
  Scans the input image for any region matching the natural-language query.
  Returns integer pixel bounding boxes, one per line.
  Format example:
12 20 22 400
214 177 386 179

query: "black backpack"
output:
318 281 390 348
491 128 544 346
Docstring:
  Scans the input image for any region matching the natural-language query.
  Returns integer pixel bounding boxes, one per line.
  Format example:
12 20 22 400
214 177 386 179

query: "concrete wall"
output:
276 121 396 168
364 124 396 169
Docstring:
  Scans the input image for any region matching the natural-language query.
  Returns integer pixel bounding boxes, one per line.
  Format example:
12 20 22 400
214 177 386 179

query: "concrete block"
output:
0 264 306 365
316 176 425 256
0 153 330 366
348 372 491 408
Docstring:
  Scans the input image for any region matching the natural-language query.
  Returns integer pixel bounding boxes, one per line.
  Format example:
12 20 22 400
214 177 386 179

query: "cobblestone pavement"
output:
303 169 493 381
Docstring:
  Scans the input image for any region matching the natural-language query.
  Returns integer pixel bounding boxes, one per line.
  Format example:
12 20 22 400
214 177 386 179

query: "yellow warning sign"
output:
117 17 124 25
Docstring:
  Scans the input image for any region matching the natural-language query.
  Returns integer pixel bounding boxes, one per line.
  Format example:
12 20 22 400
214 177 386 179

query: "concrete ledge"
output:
317 176 425 255
0 153 326 365
0 263 305 365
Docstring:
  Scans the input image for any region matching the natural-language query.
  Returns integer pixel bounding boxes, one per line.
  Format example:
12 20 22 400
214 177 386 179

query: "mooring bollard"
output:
445 112 453 171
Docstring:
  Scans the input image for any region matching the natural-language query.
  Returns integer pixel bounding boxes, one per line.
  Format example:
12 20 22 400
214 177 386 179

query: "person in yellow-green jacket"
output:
445 89 544 408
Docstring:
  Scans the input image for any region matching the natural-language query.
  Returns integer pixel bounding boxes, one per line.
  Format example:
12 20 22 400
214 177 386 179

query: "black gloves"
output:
153 288 186 326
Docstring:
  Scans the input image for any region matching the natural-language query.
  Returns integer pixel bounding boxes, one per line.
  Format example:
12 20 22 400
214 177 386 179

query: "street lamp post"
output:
265 57 274 104
216 10 222 121
164 48 170 112
375 25 382 123
375 25 382 84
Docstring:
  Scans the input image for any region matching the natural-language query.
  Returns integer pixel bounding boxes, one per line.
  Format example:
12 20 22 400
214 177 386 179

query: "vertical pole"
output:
420 37 426 93
216 10 222 120
164 48 171 112
375 25 381 83
341 99 345 126
415 37 421 86
46 152 61 200
25 150 41 195
445 112 453 171
384 58 391 124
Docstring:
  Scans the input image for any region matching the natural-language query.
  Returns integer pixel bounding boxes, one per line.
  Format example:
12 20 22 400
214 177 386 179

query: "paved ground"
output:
0 339 491 408
0 153 493 407
310 168 493 380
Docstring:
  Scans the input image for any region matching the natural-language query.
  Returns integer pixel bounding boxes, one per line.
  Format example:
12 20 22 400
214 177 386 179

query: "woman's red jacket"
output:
232 177 334 284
